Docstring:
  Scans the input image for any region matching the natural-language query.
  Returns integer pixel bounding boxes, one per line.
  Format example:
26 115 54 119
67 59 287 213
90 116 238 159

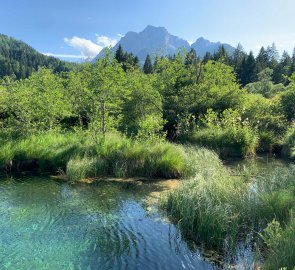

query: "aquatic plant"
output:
161 154 295 259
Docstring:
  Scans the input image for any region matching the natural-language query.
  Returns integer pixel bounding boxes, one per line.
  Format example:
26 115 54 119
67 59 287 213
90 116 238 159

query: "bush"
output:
180 109 259 158
283 124 295 160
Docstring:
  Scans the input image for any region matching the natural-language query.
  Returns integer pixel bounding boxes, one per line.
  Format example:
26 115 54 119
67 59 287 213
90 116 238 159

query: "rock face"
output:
191 37 235 58
93 25 235 63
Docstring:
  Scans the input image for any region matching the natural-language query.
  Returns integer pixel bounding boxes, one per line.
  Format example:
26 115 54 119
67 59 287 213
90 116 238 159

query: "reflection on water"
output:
0 176 214 270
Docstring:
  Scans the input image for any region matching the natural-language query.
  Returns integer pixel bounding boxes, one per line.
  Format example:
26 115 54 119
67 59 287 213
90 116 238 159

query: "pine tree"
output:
290 47 295 75
273 51 292 84
241 51 256 85
202 52 212 63
184 48 197 67
232 44 246 83
213 45 229 64
115 45 125 63
256 47 269 73
143 54 153 74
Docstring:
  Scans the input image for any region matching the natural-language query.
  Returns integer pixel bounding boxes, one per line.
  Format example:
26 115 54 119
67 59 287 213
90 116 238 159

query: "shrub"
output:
283 124 295 160
180 109 259 158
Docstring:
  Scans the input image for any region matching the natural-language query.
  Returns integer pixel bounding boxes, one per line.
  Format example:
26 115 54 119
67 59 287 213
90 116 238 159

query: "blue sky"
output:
1 0 295 61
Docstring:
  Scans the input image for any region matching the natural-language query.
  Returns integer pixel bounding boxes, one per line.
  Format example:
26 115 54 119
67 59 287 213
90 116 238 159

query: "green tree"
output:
240 51 256 85
246 68 285 98
7 68 72 134
115 45 125 63
120 70 164 138
143 54 153 74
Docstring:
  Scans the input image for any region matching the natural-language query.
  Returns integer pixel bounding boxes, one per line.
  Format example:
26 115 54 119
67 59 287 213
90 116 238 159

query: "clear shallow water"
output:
0 176 217 270
0 156 289 270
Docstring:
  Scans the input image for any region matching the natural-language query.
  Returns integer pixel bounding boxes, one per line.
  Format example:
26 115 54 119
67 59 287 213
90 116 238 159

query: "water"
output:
0 156 291 270
0 176 216 270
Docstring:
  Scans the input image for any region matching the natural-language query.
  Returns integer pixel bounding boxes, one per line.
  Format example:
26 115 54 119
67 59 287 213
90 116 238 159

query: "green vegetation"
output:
0 41 295 269
161 154 295 266
179 109 259 157
0 34 73 79
284 124 295 159
0 132 191 180
1 44 295 158
262 218 295 269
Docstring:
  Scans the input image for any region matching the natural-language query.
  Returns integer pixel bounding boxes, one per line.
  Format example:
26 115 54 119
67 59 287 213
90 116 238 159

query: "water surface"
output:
0 176 218 270
0 156 290 269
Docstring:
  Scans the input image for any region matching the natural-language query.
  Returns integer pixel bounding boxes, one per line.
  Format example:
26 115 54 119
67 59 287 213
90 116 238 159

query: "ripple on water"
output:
0 175 255 270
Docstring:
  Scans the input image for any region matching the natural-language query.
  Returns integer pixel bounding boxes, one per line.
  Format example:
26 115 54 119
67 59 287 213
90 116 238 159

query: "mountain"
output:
191 37 235 58
94 25 191 63
0 34 72 79
94 25 235 63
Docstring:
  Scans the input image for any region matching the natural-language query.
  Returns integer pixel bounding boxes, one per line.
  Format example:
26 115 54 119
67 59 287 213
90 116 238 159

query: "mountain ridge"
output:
94 25 235 63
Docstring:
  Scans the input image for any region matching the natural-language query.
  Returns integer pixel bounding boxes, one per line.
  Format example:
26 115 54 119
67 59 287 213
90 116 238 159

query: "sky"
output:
1 0 295 61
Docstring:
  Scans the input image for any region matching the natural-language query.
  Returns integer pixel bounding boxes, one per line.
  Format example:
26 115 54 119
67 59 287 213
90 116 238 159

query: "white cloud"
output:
64 36 102 59
117 33 124 38
95 35 117 47
43 52 87 59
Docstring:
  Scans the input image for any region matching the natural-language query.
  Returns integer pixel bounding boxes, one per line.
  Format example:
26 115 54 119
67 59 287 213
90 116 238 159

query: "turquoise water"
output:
0 176 220 270
1 156 288 270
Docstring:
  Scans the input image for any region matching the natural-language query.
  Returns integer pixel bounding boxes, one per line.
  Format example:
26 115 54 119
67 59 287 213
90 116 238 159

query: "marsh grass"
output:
161 152 295 262
180 126 259 158
261 217 295 270
0 132 191 180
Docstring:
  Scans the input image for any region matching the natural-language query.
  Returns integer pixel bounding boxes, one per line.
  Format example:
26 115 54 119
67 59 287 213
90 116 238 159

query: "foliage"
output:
245 68 286 98
283 124 295 159
182 109 259 157
262 217 295 270
0 68 72 134
0 34 72 79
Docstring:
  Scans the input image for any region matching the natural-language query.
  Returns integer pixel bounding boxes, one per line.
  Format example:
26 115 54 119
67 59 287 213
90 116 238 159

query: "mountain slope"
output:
95 25 191 63
0 34 72 79
191 37 235 58
94 25 235 63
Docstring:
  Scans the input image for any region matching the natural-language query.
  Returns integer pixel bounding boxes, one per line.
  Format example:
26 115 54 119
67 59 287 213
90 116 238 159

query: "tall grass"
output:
0 132 192 180
161 150 250 248
180 126 258 158
261 217 295 270
161 152 295 259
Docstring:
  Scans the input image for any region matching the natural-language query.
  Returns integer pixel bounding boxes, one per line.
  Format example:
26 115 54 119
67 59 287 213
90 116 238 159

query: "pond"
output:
0 156 291 270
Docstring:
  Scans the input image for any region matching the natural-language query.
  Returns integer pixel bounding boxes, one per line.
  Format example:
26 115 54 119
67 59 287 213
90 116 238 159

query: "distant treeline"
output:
140 43 295 87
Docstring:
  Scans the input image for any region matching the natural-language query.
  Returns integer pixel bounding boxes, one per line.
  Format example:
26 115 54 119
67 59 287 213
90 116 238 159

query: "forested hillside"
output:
0 34 72 79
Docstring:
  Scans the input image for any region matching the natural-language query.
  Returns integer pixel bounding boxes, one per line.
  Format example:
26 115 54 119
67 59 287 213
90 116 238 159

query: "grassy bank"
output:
180 126 258 158
0 132 193 180
161 152 295 267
